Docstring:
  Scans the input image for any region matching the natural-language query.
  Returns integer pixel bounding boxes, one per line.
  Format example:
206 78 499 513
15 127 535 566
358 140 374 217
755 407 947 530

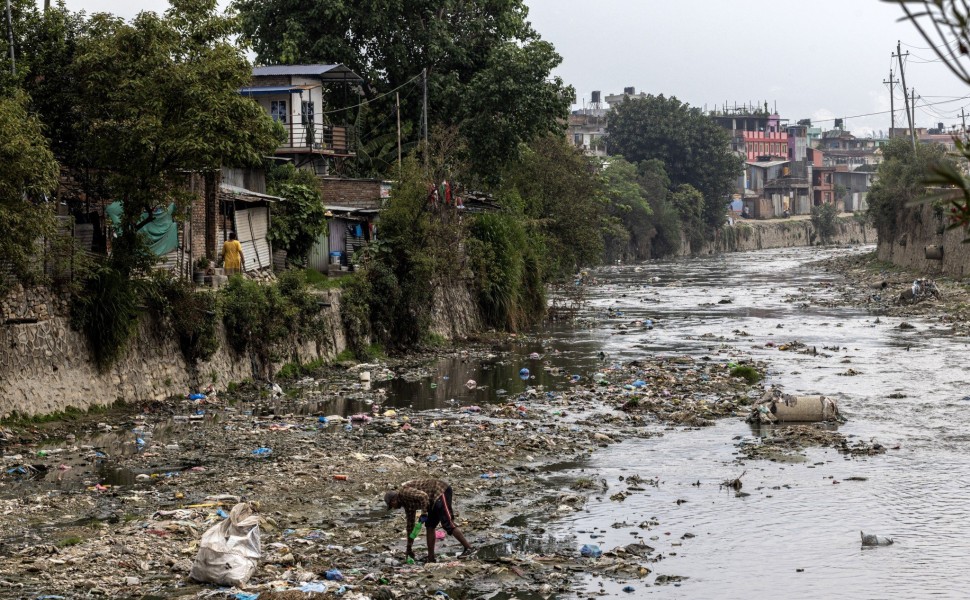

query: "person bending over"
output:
385 478 474 563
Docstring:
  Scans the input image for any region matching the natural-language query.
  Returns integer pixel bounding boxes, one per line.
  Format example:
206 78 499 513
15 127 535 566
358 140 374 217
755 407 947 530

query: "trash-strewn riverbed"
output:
1 245 968 600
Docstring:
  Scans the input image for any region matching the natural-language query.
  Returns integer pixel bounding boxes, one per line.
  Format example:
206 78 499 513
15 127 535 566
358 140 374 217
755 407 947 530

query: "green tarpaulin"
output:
105 201 178 257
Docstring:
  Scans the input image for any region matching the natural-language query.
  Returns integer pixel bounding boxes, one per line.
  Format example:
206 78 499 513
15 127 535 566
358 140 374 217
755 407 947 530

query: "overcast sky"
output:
63 0 970 136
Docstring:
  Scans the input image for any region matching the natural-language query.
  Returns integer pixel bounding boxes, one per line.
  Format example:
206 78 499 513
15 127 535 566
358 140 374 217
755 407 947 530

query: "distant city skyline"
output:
62 0 970 137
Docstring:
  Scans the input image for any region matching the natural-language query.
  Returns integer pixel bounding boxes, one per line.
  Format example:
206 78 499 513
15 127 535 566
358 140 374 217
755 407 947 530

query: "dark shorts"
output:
426 486 455 534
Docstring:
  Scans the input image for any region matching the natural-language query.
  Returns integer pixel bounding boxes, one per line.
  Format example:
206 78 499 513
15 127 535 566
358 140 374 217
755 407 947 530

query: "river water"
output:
384 244 970 599
534 245 970 599
9 244 969 599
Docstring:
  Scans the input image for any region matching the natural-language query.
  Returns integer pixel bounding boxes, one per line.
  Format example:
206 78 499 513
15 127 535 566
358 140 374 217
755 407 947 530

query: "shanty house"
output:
242 64 363 173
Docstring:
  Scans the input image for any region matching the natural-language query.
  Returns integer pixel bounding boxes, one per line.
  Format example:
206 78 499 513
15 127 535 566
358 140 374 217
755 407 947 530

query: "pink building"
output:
743 130 788 162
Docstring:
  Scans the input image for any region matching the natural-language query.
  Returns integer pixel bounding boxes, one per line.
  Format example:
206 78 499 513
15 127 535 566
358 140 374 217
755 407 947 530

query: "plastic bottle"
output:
409 520 423 540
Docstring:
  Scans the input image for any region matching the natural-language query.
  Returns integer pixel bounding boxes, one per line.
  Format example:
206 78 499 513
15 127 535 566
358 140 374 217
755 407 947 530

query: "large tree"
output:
72 0 279 272
606 95 742 229
234 0 572 178
0 92 60 293
501 135 605 279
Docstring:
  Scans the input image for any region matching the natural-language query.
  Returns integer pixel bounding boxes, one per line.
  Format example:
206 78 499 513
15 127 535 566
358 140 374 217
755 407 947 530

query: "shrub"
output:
811 203 839 244
146 273 220 364
466 212 535 330
650 199 682 257
340 273 373 359
71 262 142 372
221 270 324 372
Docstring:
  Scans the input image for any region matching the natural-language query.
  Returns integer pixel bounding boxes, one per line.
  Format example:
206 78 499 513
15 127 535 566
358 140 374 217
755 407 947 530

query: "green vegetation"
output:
56 536 83 547
0 92 66 295
266 164 328 265
466 213 536 330
221 270 325 373
146 273 221 364
730 365 763 384
334 349 357 363
71 264 143 372
606 94 743 230
866 137 954 241
276 357 326 379
811 203 839 245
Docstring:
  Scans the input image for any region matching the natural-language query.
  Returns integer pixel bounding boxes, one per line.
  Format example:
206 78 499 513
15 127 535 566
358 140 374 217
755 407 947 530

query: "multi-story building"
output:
242 64 362 174
816 129 880 170
567 87 648 157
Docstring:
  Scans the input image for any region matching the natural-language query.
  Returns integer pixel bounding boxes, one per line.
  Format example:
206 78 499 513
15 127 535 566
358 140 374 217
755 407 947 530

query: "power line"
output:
318 71 425 116
811 94 970 124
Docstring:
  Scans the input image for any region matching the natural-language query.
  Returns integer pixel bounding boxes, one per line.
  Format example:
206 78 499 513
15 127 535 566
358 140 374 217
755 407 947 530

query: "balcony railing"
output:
279 124 357 156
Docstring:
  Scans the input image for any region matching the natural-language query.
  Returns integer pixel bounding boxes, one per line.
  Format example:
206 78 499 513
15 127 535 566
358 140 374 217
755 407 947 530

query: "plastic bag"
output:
190 502 261 586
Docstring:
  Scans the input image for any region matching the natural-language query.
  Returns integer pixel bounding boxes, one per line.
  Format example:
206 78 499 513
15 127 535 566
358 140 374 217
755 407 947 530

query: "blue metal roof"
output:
239 85 299 96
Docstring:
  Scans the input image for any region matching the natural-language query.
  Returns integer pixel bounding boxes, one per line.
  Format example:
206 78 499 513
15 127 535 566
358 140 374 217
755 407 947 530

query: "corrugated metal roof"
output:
221 183 282 202
240 85 300 96
252 64 363 81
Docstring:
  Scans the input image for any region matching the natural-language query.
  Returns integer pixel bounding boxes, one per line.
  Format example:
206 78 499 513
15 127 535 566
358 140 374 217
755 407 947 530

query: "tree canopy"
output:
0 92 60 293
70 0 279 270
866 136 954 240
606 95 742 229
235 0 573 178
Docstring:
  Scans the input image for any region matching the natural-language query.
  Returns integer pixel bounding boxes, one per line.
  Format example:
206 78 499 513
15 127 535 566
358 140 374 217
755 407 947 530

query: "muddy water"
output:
542 246 970 599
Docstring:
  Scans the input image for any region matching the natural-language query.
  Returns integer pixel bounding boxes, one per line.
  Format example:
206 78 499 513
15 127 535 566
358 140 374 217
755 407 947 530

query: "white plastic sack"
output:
190 502 261 586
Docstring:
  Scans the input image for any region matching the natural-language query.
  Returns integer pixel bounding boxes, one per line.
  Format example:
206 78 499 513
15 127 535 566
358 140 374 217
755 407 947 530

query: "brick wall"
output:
318 178 383 210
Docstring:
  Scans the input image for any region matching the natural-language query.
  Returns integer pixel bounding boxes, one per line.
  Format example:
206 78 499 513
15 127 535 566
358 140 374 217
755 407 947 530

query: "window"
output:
270 100 287 123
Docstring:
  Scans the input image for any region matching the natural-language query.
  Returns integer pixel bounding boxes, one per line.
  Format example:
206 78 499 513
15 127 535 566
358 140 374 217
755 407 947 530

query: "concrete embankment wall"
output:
684 217 875 256
876 204 970 278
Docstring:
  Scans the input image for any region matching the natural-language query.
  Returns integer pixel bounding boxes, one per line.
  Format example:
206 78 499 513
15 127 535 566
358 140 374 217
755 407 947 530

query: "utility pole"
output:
5 0 14 76
911 88 917 145
960 107 967 134
884 68 899 138
395 91 402 176
422 68 429 174
895 41 916 150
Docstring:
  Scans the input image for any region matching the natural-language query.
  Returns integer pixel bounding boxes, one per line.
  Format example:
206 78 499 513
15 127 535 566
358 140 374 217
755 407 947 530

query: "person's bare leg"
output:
452 527 474 554
425 526 437 562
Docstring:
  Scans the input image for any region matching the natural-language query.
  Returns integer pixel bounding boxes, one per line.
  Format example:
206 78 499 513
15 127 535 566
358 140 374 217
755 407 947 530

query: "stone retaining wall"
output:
0 286 347 418
876 204 970 278
0 275 480 417
684 217 875 256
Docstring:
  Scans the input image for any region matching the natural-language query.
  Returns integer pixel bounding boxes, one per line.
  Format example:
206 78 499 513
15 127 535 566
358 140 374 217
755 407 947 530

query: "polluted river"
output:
2 244 969 599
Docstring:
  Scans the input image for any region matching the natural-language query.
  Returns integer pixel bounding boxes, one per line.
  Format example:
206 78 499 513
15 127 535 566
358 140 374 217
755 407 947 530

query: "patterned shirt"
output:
399 479 448 534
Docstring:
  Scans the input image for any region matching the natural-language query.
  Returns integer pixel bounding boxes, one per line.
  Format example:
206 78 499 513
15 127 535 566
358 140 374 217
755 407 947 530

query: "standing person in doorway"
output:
222 231 244 275
384 478 474 563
